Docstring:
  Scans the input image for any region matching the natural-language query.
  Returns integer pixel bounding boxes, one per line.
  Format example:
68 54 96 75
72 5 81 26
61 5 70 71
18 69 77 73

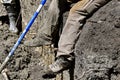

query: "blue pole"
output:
0 0 47 73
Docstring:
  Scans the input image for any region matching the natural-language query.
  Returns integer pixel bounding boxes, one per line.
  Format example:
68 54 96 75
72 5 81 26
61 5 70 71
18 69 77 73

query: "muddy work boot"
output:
8 13 18 33
24 34 52 47
4 4 19 33
42 56 72 79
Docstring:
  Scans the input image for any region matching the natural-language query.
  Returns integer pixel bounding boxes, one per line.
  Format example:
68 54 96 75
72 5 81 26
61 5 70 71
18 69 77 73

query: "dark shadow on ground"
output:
0 15 9 25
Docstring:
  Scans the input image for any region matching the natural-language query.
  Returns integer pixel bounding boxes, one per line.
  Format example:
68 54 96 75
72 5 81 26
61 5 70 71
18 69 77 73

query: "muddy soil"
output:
0 0 51 80
0 0 120 80
75 0 120 80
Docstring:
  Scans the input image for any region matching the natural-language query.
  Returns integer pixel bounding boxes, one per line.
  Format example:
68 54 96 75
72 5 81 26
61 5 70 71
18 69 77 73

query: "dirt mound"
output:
75 0 120 80
0 0 51 80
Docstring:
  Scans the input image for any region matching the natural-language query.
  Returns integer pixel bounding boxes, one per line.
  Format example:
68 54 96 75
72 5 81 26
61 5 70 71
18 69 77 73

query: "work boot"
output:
24 34 52 47
42 56 72 79
8 13 18 33
4 4 19 33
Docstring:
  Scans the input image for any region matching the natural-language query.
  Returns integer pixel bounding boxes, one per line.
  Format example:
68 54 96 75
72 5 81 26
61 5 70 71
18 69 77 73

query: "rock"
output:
74 0 120 80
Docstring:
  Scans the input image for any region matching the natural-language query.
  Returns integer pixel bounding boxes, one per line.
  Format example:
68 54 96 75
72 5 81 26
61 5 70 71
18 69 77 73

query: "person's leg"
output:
1 0 21 33
24 0 69 47
49 0 111 73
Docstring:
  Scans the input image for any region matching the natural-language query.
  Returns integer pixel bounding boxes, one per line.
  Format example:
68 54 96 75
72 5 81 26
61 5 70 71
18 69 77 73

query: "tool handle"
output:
41 0 47 5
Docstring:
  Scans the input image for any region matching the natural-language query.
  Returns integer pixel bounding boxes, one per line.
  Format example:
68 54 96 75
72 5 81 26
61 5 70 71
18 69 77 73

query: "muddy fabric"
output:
35 0 111 57
57 0 111 57
37 0 69 37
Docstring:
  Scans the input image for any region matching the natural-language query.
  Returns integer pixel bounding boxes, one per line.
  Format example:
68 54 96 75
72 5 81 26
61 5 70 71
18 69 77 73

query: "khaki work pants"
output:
57 0 111 57
38 0 111 58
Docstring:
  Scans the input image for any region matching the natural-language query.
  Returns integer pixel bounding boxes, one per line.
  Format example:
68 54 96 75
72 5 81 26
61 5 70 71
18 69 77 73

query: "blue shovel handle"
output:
41 0 46 5
0 0 47 73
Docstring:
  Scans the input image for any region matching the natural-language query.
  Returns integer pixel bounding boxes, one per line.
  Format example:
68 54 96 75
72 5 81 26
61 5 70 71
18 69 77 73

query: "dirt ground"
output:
0 0 51 80
0 0 120 80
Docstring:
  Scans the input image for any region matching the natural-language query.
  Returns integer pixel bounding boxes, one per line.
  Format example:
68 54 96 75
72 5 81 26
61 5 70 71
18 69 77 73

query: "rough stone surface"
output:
74 0 120 80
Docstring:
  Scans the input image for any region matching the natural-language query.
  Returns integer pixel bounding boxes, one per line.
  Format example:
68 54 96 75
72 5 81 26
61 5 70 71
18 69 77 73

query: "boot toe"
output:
24 38 52 47
42 70 57 79
24 39 43 47
24 40 36 47
9 27 18 34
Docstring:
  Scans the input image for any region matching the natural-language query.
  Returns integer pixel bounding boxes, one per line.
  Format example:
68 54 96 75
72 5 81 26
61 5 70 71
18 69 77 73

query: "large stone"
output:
74 0 120 80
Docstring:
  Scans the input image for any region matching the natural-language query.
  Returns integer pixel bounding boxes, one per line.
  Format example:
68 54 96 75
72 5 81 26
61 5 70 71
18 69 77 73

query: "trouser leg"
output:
38 0 69 39
24 0 70 47
1 0 21 33
57 0 111 57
